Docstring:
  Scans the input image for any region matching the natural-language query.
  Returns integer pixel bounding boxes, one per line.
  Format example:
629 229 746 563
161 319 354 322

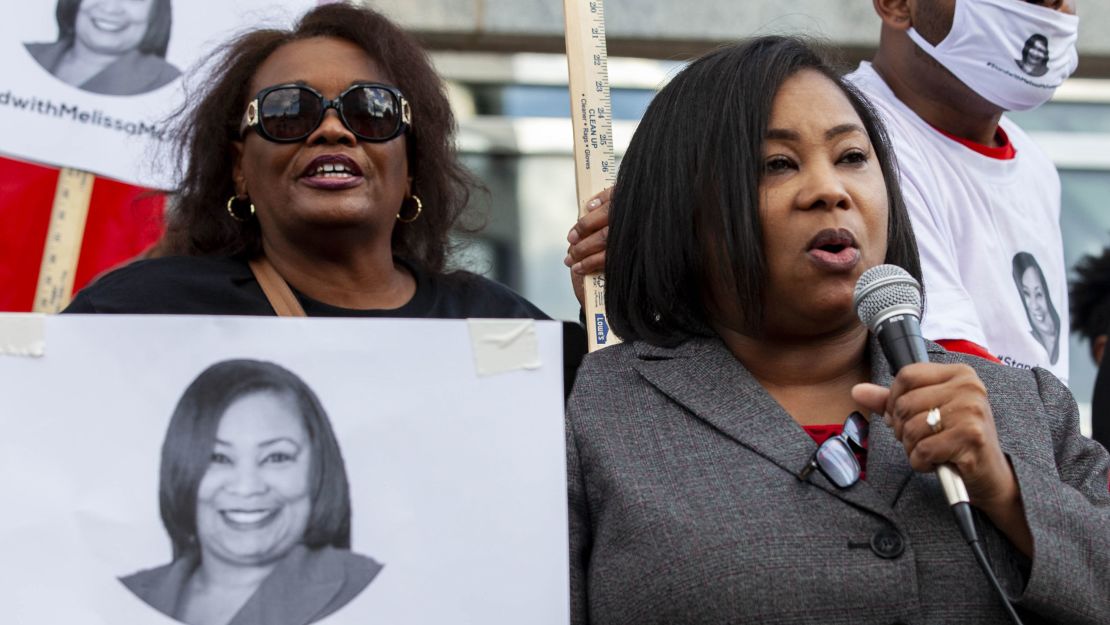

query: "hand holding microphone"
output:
850 266 1029 555
852 359 1017 512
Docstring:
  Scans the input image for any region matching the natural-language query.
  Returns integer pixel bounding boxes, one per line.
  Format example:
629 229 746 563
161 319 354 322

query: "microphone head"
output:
853 264 923 332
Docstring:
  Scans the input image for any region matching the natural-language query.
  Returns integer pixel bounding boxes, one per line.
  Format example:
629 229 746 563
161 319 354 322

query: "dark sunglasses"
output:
240 83 412 143
797 411 869 489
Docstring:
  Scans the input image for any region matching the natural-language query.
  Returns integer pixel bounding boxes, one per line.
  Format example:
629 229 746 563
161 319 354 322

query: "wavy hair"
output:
1070 243 1110 346
156 3 475 273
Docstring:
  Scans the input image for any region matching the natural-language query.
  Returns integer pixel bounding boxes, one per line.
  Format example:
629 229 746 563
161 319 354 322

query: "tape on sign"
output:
467 319 542 376
0 314 46 357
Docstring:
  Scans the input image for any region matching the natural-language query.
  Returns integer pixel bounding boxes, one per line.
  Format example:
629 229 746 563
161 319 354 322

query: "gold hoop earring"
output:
226 195 255 222
396 194 423 223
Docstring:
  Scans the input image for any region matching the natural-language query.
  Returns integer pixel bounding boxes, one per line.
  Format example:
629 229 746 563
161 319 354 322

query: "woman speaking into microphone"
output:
566 37 1110 624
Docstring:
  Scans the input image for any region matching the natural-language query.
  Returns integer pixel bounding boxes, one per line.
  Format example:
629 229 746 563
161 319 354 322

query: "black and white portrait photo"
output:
1012 251 1061 364
23 0 182 96
0 316 568 624
120 359 381 625
1015 33 1050 78
3 0 316 189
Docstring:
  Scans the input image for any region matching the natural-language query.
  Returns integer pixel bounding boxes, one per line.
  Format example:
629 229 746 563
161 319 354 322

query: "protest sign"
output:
0 316 569 625
0 1 315 189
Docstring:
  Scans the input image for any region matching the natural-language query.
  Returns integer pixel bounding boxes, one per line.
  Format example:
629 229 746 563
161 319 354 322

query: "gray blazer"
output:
567 336 1110 625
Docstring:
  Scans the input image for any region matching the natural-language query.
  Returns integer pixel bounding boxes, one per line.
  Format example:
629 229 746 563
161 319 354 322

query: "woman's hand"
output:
852 363 1033 556
565 187 612 307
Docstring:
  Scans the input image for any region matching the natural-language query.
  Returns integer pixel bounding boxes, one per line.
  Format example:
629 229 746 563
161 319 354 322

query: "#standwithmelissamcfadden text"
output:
0 89 166 140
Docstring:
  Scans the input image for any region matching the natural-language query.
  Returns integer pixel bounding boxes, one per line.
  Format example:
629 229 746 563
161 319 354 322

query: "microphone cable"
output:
950 501 1025 625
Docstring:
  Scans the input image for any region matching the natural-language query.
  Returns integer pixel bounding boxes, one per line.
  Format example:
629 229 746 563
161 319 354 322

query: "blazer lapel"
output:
630 336 896 520
229 546 345 625
860 339 955 507
125 555 198 618
856 336 915 505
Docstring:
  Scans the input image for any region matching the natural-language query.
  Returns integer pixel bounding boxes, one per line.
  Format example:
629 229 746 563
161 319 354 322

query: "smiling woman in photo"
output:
122 359 379 625
1012 251 1061 364
25 0 181 96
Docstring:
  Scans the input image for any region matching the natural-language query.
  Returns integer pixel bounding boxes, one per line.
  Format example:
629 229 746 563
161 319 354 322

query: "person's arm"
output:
1001 367 1110 621
854 365 1110 622
853 364 1034 554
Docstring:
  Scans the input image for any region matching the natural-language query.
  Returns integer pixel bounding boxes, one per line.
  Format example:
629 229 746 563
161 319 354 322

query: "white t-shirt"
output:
847 62 1069 382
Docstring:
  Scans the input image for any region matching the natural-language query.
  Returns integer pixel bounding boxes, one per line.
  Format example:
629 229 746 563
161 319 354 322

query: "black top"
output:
64 256 586 397
66 256 546 318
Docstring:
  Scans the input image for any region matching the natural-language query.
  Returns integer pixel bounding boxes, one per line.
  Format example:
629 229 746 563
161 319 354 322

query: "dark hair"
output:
159 359 352 560
156 3 474 273
1022 34 1050 58
1012 251 1061 339
605 37 921 345
56 0 174 58
1070 243 1110 345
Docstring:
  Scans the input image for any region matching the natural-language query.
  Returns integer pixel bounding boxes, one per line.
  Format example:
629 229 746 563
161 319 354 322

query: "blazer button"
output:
870 527 905 559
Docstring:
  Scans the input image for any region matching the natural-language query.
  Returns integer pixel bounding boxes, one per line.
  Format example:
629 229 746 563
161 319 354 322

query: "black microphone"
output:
854 265 1025 625
853 264 969 507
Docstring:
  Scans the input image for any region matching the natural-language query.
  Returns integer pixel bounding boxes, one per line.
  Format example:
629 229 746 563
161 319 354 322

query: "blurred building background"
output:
367 0 1110 426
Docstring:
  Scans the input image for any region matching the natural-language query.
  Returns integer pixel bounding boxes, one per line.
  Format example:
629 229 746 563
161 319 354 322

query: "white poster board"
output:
0 0 316 189
0 315 569 625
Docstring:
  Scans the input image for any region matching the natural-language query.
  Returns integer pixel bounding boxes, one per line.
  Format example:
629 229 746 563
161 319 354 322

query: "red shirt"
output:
804 424 868 479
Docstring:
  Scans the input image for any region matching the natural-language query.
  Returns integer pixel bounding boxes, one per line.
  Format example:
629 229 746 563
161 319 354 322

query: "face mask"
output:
906 0 1079 111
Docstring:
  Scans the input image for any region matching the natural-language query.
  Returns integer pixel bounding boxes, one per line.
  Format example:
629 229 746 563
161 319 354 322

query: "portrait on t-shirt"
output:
1011 252 1061 364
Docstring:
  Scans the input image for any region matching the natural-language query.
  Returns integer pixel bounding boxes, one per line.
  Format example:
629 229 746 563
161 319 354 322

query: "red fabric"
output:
803 424 845 443
936 338 1003 363
75 174 165 289
0 156 164 311
931 124 1017 160
0 158 59 311
803 424 868 478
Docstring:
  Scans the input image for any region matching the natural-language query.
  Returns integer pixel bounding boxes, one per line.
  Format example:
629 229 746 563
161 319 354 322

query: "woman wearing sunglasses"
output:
567 37 1110 624
63 4 586 374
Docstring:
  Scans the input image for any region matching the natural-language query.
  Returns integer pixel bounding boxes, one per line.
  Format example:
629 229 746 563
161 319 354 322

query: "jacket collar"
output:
230 544 348 625
628 335 948 520
129 544 348 625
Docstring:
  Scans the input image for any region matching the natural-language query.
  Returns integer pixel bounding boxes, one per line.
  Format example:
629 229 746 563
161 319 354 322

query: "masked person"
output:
846 0 1078 383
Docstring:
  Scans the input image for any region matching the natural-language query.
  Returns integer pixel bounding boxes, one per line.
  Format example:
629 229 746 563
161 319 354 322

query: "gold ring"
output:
926 407 943 434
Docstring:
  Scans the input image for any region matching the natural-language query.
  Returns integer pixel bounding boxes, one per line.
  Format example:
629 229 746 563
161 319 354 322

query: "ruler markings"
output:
32 168 94 313
564 0 621 351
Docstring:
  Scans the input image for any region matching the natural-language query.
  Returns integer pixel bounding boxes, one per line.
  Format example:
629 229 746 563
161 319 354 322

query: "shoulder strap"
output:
248 256 307 317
